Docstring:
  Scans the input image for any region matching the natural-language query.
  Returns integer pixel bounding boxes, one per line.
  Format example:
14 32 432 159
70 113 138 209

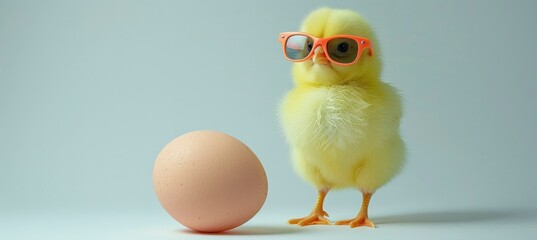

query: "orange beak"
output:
312 46 330 66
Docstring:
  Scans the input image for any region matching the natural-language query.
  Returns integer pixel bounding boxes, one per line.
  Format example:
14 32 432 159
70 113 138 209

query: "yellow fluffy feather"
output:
279 8 405 228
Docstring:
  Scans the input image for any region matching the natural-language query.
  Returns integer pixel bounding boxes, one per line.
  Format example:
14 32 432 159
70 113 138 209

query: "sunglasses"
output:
278 32 374 66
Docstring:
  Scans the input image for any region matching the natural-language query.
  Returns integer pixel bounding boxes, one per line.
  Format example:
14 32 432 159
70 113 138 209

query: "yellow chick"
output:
279 8 405 228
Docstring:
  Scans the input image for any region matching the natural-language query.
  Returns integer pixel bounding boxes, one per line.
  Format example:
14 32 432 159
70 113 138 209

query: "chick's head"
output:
292 8 381 86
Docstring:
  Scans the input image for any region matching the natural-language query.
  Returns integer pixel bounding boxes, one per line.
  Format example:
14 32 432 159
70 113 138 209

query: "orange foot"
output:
334 217 375 228
288 211 330 226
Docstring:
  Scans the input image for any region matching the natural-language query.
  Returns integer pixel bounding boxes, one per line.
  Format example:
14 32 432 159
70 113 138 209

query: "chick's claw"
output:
288 211 331 226
334 217 375 228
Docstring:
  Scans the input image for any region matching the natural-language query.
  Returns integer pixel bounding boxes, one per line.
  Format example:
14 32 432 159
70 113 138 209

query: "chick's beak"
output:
312 46 330 66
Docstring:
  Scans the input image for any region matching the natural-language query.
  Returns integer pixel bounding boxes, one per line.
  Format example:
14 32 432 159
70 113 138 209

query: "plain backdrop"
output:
1 0 536 239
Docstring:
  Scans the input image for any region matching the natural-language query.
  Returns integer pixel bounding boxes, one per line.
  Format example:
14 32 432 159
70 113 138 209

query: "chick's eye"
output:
307 41 313 51
327 37 358 63
337 42 349 53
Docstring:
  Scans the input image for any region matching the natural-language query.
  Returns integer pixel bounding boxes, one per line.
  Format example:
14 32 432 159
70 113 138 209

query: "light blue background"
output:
1 0 536 239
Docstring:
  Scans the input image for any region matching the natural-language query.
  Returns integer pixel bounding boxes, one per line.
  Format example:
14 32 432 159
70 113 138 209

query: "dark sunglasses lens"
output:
285 35 314 60
327 38 358 64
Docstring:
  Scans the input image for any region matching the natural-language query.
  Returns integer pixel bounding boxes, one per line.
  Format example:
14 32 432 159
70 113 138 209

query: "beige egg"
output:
153 130 268 233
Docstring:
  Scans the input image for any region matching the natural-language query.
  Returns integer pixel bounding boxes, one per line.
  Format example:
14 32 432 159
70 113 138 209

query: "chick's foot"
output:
288 210 330 226
334 217 375 228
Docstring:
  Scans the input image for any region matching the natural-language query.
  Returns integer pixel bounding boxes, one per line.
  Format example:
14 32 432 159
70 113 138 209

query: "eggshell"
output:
153 130 268 233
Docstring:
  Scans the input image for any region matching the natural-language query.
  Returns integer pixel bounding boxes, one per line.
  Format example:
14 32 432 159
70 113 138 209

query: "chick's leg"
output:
288 190 330 226
334 192 375 228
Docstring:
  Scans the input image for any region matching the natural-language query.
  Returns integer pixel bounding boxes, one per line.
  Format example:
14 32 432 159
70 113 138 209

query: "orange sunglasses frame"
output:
278 32 374 66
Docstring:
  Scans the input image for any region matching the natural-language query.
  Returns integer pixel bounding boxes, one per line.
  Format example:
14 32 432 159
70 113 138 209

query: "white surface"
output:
2 1 537 239
2 206 536 240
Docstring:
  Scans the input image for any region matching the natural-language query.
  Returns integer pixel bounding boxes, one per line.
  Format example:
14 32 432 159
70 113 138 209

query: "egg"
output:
153 130 268 233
